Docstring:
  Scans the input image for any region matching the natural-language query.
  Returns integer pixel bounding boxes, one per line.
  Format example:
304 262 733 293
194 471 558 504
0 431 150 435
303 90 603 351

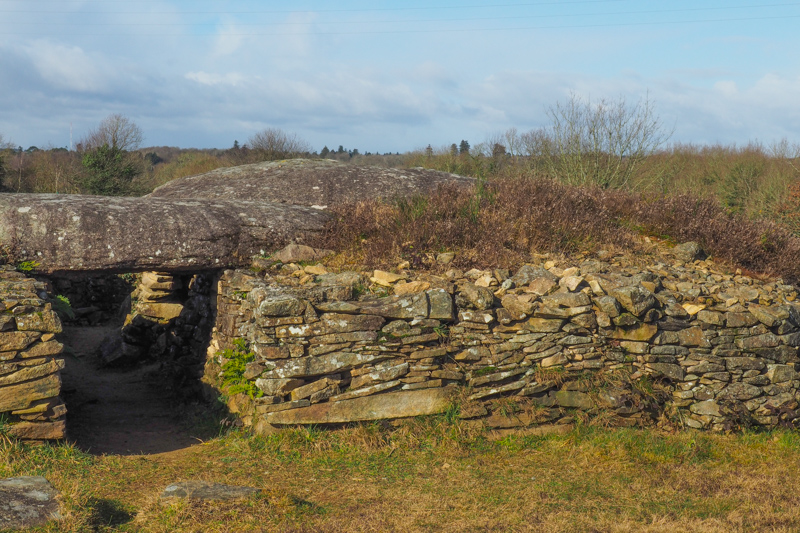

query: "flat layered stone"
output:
511 265 558 285
14 309 62 334
737 334 781 350
690 400 722 417
290 376 344 401
350 363 410 390
260 351 390 379
551 390 594 409
264 388 451 424
0 332 40 352
541 292 591 308
254 378 305 396
678 327 710 348
526 318 566 333
330 380 402 401
6 420 66 440
135 302 184 321
534 305 592 319
609 323 658 342
717 383 762 401
766 364 797 384
647 363 685 381
610 285 656 316
276 314 385 338
250 292 305 317
0 373 61 412
0 359 63 387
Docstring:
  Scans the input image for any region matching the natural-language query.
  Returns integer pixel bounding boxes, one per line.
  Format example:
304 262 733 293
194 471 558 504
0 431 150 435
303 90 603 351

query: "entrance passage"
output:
59 325 209 455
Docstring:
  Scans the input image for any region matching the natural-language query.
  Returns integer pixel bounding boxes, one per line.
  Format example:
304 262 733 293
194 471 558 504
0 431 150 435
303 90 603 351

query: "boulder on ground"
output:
0 476 61 530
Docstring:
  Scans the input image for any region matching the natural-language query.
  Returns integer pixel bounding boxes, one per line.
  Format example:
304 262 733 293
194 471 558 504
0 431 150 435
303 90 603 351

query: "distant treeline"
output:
2 95 799 236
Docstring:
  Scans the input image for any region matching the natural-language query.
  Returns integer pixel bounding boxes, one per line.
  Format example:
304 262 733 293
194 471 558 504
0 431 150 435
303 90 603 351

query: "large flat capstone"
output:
147 158 474 207
0 195 329 274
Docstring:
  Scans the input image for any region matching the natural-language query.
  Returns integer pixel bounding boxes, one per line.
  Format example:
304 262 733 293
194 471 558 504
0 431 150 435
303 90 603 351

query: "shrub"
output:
312 173 800 284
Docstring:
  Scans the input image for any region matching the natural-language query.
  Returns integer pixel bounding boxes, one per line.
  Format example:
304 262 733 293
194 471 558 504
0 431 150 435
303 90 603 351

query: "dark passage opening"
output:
45 271 224 455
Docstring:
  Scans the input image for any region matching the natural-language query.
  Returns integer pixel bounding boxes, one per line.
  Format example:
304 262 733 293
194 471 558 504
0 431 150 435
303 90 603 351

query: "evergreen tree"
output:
459 140 470 154
80 145 139 196
320 145 330 157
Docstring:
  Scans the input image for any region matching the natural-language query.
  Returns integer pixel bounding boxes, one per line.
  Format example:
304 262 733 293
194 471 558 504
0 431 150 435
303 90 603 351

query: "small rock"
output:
371 270 407 286
436 252 455 264
610 285 656 317
304 264 329 276
455 283 494 310
511 265 558 286
673 241 707 263
392 281 431 296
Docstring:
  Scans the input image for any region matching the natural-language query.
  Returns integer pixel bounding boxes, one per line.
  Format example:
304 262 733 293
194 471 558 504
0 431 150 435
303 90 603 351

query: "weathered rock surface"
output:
160 481 261 501
0 194 330 274
148 159 474 207
0 476 61 530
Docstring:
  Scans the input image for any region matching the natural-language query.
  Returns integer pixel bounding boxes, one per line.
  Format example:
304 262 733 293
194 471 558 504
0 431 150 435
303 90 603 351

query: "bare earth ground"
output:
59 326 202 456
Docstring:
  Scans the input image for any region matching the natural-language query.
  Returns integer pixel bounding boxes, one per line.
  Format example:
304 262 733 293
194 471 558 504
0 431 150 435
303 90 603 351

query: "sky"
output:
0 0 799 153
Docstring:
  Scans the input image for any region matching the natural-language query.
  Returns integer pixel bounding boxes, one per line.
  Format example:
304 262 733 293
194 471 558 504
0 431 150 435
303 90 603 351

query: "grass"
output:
4 420 800 532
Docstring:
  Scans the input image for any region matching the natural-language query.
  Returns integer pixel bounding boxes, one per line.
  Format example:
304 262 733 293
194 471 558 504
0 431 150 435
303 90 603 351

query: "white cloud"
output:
713 80 738 97
185 71 247 87
23 40 107 92
212 20 245 58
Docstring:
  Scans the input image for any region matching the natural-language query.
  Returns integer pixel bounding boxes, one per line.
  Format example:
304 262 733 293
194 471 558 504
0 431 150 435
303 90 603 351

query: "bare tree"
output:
248 128 311 161
544 93 672 189
80 113 144 152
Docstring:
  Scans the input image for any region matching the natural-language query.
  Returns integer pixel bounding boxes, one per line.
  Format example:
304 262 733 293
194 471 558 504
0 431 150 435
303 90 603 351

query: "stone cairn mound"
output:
206 244 800 433
0 265 66 440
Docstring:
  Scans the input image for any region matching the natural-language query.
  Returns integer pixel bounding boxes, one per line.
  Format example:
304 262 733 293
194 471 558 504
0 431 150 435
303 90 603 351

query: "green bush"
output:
80 145 141 196
218 339 264 399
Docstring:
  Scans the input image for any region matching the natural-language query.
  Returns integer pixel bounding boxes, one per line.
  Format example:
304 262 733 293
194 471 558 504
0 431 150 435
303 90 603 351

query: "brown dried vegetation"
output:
313 175 800 284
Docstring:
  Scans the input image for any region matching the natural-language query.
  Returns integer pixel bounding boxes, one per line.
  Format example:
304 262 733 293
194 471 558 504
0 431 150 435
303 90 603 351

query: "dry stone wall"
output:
0 266 65 440
207 250 800 433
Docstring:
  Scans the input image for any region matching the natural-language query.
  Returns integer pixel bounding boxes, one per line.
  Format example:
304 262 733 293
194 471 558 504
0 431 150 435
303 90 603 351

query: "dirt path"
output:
59 326 205 456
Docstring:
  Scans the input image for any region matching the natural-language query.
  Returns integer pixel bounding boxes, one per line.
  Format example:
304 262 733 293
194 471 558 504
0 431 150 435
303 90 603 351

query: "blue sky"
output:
1 1 799 153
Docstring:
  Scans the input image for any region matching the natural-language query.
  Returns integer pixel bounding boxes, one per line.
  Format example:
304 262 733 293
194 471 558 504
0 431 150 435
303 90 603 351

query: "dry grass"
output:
4 420 800 532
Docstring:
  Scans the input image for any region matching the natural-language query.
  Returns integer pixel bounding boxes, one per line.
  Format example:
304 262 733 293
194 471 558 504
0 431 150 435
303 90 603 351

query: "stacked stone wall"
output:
207 253 800 433
0 266 65 440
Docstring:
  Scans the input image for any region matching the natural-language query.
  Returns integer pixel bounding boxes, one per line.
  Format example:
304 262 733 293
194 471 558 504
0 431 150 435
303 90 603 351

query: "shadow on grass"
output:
86 497 135 528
